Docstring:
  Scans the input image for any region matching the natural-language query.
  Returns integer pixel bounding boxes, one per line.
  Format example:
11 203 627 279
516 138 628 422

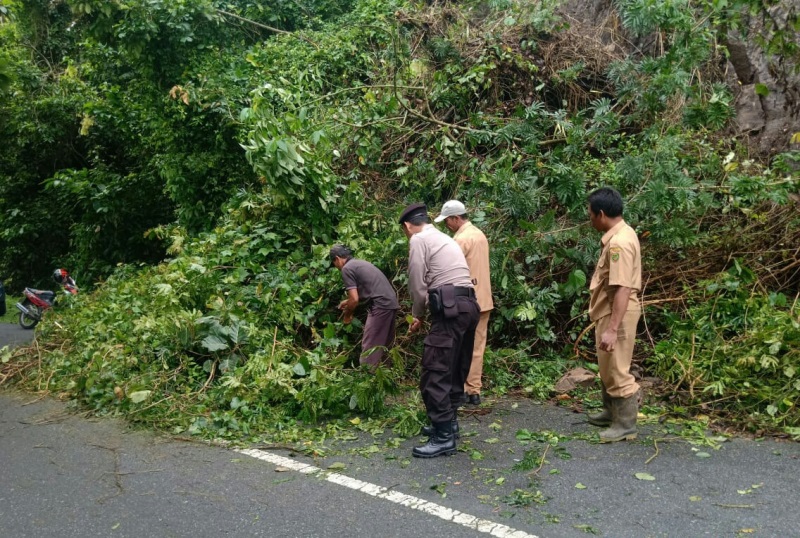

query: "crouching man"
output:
331 245 399 368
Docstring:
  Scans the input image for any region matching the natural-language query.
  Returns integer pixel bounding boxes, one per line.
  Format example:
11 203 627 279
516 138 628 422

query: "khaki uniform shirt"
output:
453 221 493 312
408 224 473 319
589 220 642 322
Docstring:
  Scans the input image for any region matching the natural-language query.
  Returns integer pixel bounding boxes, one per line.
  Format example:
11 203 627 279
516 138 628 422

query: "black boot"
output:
420 417 460 439
412 421 457 458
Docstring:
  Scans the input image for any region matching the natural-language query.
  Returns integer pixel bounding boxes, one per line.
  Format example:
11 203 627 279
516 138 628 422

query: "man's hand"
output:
599 327 617 352
338 299 354 324
408 317 423 334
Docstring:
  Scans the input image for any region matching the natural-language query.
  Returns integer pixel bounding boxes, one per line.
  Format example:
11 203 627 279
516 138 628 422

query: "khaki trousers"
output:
595 310 640 398
465 311 491 395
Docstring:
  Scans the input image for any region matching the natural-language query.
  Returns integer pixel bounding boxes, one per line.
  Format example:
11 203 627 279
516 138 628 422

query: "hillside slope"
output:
1 0 798 439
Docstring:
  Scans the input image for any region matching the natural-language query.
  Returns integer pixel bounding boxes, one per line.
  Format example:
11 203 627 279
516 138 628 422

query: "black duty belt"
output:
453 287 475 298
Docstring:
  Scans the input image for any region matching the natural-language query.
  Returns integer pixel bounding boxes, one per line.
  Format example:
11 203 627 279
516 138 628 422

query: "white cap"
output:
434 200 467 223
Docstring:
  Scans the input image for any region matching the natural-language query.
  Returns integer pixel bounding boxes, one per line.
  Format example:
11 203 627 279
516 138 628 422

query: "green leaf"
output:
515 429 533 440
634 472 655 481
470 450 484 460
430 483 446 495
754 83 770 97
129 390 152 403
575 482 587 489
409 59 428 78
201 335 228 352
154 283 173 295
227 322 247 346
327 462 346 470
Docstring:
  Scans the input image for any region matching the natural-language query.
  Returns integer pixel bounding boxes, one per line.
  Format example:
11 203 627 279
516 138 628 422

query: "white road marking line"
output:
236 448 540 538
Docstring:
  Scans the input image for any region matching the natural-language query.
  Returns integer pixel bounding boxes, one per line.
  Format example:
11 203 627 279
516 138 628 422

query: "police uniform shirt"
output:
588 220 642 322
453 221 493 313
408 224 473 319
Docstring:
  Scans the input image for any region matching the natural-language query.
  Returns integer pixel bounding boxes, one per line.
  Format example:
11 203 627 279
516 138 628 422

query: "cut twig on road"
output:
645 438 661 465
528 443 550 478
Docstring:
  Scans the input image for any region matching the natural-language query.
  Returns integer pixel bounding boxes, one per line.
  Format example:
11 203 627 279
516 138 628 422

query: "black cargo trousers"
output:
420 295 480 423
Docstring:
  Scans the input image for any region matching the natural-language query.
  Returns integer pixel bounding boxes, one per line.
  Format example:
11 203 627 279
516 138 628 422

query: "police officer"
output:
585 187 642 443
399 203 480 458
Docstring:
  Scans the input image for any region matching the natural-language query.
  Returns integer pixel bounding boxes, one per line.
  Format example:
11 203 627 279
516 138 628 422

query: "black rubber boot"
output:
420 417 459 439
587 383 612 427
412 421 457 458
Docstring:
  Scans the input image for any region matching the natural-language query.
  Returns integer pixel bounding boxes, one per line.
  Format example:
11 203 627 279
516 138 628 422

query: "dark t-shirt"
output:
341 259 399 311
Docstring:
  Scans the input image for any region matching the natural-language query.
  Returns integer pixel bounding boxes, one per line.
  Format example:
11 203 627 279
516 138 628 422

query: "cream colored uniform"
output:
453 221 493 396
589 220 642 399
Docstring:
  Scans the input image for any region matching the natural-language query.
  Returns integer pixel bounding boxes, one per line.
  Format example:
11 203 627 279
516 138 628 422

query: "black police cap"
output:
398 203 428 224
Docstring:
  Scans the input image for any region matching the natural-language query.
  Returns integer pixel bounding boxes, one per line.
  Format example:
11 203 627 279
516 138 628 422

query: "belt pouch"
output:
428 289 443 315
440 284 458 319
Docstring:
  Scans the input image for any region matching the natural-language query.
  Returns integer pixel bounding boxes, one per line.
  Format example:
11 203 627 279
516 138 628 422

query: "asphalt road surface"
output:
2 324 799 537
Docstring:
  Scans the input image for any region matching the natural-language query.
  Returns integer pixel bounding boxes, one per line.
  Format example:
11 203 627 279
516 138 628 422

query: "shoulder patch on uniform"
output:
609 246 622 262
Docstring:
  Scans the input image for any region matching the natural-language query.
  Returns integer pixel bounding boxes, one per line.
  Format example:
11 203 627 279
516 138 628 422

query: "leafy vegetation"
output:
652 262 800 433
0 0 798 440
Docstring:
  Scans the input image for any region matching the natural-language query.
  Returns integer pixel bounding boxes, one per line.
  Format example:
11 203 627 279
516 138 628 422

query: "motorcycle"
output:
16 269 78 330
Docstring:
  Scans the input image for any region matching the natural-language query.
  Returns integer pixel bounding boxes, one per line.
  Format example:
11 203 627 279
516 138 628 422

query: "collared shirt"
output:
453 221 493 312
408 224 473 318
341 258 400 311
588 220 642 321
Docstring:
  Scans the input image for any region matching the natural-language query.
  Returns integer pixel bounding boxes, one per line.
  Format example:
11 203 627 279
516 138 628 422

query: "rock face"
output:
559 0 800 156
727 2 800 155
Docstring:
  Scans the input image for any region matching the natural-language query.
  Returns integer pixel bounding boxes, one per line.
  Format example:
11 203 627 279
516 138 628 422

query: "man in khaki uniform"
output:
586 187 642 443
435 200 493 405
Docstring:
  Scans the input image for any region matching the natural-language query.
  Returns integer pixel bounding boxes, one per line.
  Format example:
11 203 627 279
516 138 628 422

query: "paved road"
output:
0 321 35 347
2 324 799 537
